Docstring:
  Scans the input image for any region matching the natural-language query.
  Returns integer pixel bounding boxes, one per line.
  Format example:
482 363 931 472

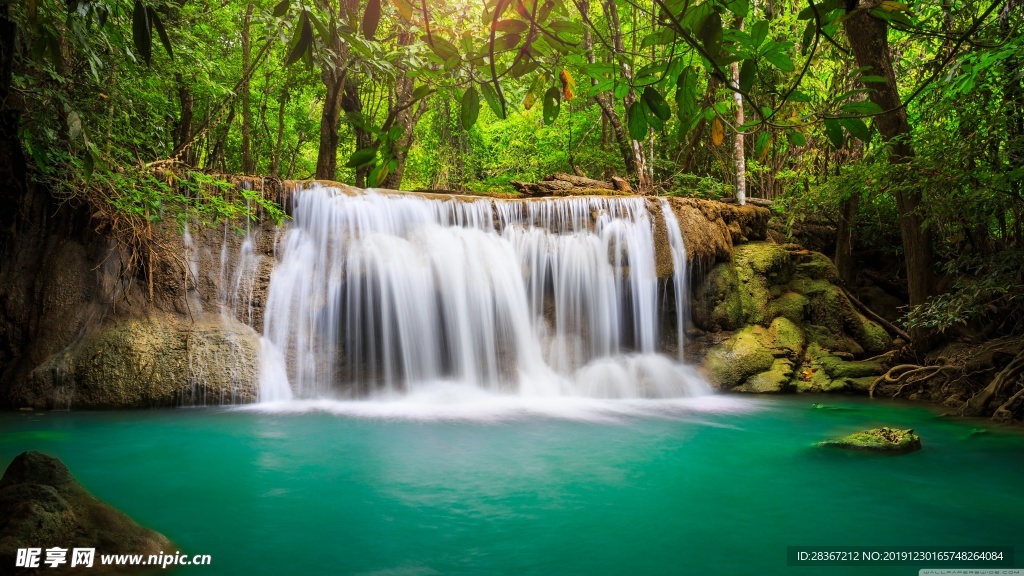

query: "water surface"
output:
2 396 1022 575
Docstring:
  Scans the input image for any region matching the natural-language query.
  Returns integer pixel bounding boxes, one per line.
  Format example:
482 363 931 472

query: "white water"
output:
258 185 709 403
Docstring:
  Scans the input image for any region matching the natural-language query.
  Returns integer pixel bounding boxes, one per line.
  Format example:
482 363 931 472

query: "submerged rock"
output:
0 451 171 572
818 427 922 454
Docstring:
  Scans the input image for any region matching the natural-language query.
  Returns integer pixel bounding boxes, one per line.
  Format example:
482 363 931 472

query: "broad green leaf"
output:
392 0 414 20
700 12 723 59
362 0 381 39
148 7 173 60
750 20 769 48
495 19 529 34
272 0 289 17
427 36 460 62
132 0 151 65
412 85 430 100
82 151 95 180
841 100 883 114
739 59 755 92
859 75 886 83
755 132 770 158
542 87 561 125
461 87 480 129
823 119 844 149
788 131 807 146
839 117 870 141
285 12 312 66
494 33 521 52
480 82 506 119
627 102 648 141
764 50 794 72
548 20 582 36
675 66 697 118
642 87 671 121
346 147 378 169
801 20 815 55
785 90 811 102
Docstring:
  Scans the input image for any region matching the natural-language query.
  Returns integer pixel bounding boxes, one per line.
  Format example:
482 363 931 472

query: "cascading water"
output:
259 185 710 402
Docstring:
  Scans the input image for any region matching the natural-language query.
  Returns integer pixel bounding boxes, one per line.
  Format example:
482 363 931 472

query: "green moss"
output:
794 252 841 283
702 326 776 389
818 427 922 454
767 317 805 357
852 314 892 355
769 292 809 323
805 325 865 356
738 359 794 393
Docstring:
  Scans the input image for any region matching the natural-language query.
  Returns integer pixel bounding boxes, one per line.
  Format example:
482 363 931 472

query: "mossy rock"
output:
702 326 776 389
767 317 805 357
0 452 172 568
818 427 922 454
794 251 841 283
737 359 794 393
769 291 809 324
16 312 260 409
695 242 793 330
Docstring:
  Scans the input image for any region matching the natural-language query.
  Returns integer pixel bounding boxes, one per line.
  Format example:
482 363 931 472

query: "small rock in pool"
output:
818 427 922 454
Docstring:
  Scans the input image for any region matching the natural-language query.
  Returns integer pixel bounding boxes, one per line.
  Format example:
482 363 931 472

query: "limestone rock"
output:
0 452 172 572
12 312 260 409
818 427 922 454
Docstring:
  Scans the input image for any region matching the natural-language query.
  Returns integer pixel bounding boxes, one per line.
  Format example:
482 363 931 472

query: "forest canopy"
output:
1 0 1023 344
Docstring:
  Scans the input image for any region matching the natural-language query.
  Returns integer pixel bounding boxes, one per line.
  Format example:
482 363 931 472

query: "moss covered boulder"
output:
702 317 806 393
818 427 922 454
12 312 260 409
0 451 172 571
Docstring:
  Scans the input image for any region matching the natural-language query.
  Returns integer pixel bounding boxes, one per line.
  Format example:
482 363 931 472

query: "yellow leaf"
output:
559 69 575 102
523 92 537 110
711 118 724 146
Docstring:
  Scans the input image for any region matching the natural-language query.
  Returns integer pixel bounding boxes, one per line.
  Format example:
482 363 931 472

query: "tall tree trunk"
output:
380 30 427 190
240 3 254 173
581 0 650 190
271 84 289 177
729 18 746 205
603 0 651 191
340 78 372 187
843 8 934 314
315 17 349 181
173 73 194 165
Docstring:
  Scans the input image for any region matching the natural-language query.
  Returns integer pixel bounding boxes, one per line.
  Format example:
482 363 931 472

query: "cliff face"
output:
1 179 780 409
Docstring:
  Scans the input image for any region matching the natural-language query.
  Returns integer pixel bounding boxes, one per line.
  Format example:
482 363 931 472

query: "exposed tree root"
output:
962 349 1024 418
869 364 960 399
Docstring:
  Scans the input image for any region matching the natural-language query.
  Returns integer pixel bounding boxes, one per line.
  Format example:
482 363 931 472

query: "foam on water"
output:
257 185 713 408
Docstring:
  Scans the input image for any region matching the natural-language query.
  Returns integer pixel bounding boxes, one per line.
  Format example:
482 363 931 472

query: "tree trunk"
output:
843 8 934 313
380 30 427 190
240 3 254 173
729 20 746 205
340 78 372 187
173 73 194 165
834 193 860 285
271 84 289 177
315 17 350 181
582 0 651 190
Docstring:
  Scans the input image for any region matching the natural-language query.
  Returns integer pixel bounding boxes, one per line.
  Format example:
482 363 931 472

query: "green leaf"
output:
700 12 723 59
764 50 794 72
131 0 151 66
461 87 480 129
427 36 460 62
147 7 172 60
362 0 381 39
642 87 671 122
272 0 289 17
801 20 815 55
627 102 648 141
840 100 883 115
738 59 755 92
839 117 870 141
675 66 697 118
494 33 521 52
542 87 561 125
285 12 312 66
754 132 769 158
412 85 430 100
823 119 844 149
346 147 378 169
750 20 769 48
82 151 95 180
859 75 886 83
788 131 807 146
480 82 506 119
392 0 414 20
785 90 811 102
495 19 529 34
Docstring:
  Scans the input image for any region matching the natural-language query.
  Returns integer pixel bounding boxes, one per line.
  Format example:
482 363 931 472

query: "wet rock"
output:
0 451 172 572
818 427 922 454
12 312 260 409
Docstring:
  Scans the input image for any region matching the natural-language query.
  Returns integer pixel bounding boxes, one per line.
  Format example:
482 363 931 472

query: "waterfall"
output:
259 185 708 401
659 199 689 359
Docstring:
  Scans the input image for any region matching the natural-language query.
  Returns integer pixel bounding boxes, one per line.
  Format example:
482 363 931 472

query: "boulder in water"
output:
818 427 922 454
0 451 172 571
